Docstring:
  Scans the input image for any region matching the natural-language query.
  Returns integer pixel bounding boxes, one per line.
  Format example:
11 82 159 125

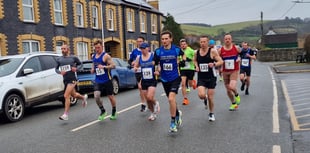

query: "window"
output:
76 2 83 27
151 14 157 34
39 55 58 70
140 12 146 33
77 42 88 61
23 0 34 22
22 40 39 53
91 6 98 29
128 43 134 58
55 41 64 54
54 0 63 25
127 10 133 31
23 57 42 73
108 8 114 30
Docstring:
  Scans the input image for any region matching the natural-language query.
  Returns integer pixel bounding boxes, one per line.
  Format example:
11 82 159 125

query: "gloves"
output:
179 60 186 67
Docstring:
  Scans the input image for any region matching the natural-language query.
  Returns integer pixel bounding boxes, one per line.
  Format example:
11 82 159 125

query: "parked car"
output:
77 58 137 94
0 52 77 122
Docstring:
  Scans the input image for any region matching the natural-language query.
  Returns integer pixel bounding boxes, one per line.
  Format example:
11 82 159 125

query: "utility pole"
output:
260 11 264 46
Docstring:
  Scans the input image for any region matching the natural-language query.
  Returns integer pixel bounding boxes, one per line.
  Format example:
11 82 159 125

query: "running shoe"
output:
186 88 190 92
82 94 88 107
148 113 157 121
209 113 215 122
245 88 249 95
204 98 208 110
240 81 245 91
176 110 183 127
192 80 197 90
59 114 68 120
169 122 178 132
110 113 117 120
229 103 238 111
98 112 107 121
182 98 189 105
219 77 223 81
154 101 160 114
235 95 241 105
140 104 147 112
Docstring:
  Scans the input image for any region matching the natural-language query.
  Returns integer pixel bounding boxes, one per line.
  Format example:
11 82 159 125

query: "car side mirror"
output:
23 68 34 75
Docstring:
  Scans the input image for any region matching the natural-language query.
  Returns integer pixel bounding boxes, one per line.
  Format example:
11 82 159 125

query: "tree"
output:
162 13 184 45
304 34 310 62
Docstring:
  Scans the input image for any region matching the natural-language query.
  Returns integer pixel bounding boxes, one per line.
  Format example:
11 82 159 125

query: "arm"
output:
104 54 116 69
133 56 140 72
193 50 199 72
211 48 223 68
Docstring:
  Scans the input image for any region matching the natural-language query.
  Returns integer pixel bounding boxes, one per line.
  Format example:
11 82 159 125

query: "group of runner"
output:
56 31 256 133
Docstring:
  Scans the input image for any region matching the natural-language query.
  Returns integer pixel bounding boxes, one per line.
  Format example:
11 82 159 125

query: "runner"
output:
194 36 223 121
153 31 186 132
134 42 160 121
239 42 256 95
128 36 147 112
91 40 117 121
56 44 88 120
179 38 197 105
218 33 241 111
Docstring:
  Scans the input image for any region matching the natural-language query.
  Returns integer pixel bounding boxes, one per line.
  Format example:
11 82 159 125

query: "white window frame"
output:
76 2 84 27
128 43 134 58
91 6 98 29
54 0 63 25
108 9 114 31
22 0 34 22
151 15 156 33
55 41 65 54
127 11 133 31
140 14 145 32
22 40 40 53
77 42 88 61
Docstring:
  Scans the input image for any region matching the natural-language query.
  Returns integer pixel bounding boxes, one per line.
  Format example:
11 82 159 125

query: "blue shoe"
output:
169 122 177 132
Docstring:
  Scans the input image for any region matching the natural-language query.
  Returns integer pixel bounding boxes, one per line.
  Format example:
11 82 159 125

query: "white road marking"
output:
71 103 141 132
269 67 280 133
273 145 281 153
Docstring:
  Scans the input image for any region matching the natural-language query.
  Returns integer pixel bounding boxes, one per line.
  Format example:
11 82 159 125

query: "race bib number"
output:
95 68 105 75
199 63 209 72
241 59 250 67
59 65 71 72
142 68 153 79
163 63 173 71
183 61 190 69
224 59 235 70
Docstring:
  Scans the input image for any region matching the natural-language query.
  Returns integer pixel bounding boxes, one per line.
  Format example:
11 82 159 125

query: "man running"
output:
91 40 117 121
128 36 147 112
239 42 256 95
194 36 223 121
56 44 88 120
153 31 186 132
179 38 196 105
218 33 241 111
134 42 160 121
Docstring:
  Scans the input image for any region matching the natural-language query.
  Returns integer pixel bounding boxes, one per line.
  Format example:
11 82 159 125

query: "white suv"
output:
0 52 77 122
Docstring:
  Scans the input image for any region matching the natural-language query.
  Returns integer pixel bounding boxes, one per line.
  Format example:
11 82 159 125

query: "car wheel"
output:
3 94 25 122
112 78 119 95
61 96 78 106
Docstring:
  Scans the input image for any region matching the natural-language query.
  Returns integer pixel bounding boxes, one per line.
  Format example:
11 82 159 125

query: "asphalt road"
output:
0 61 300 153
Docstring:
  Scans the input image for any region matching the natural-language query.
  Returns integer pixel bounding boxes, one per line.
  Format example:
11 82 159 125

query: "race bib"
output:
163 63 173 71
142 68 153 79
199 63 209 72
59 65 71 72
95 68 105 75
241 59 250 67
224 59 235 70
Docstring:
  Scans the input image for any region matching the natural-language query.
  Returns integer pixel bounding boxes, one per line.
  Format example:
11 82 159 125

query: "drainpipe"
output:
100 0 105 46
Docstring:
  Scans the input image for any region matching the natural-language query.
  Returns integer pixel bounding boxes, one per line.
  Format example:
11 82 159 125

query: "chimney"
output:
146 0 159 10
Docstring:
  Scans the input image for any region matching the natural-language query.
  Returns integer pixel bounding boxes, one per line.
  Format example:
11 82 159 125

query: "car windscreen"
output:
0 58 24 77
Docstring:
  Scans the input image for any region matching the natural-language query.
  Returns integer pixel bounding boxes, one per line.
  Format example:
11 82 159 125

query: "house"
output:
263 27 298 48
0 0 163 60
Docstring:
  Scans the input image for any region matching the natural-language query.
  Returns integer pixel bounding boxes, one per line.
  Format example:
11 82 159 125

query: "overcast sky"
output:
159 0 310 25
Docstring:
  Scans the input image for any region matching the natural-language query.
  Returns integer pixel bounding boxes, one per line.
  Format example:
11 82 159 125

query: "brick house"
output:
0 0 163 60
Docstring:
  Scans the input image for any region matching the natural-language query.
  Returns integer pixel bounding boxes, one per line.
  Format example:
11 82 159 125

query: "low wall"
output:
257 48 305 62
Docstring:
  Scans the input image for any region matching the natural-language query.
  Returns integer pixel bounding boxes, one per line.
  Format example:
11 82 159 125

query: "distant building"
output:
263 27 298 48
0 0 163 60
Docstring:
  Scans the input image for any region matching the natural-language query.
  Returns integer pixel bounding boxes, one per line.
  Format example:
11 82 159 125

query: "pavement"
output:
272 62 310 73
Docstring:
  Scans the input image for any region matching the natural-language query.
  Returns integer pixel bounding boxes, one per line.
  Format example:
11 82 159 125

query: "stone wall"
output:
257 48 305 61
